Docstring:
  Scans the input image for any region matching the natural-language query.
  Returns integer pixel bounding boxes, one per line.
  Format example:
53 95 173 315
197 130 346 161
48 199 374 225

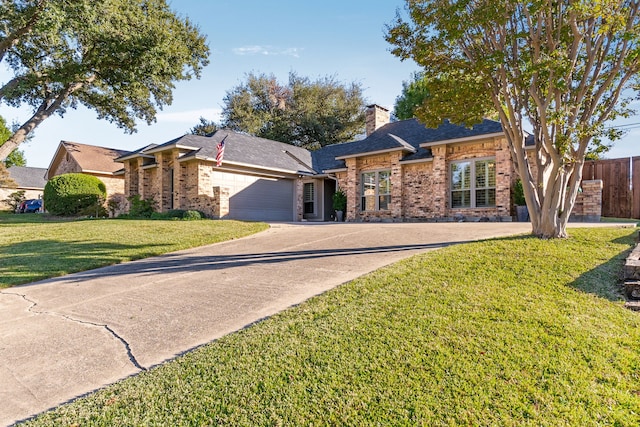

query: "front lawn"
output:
23 227 640 426
0 212 268 288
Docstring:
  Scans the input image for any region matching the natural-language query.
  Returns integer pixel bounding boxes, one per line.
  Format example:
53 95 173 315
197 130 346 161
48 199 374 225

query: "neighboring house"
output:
46 141 128 205
0 166 48 210
116 105 602 222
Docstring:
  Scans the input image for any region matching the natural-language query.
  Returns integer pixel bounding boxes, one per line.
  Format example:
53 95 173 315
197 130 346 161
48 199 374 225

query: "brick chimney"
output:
365 104 390 136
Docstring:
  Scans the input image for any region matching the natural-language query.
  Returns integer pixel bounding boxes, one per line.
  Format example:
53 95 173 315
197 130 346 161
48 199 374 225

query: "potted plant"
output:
513 178 529 222
332 189 346 222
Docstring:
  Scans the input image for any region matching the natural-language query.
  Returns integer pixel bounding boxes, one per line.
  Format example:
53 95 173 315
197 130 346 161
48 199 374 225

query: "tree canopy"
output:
387 0 640 238
189 117 218 136
394 71 430 120
221 72 367 150
0 117 26 167
0 0 210 161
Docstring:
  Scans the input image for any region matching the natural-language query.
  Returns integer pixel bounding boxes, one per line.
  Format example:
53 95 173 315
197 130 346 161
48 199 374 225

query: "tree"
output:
394 71 430 120
0 0 209 161
221 72 366 149
189 117 218 136
5 190 25 212
387 0 640 238
0 117 26 167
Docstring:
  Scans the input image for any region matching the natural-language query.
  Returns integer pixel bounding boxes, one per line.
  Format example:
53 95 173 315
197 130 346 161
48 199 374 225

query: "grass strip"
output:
23 227 640 426
0 213 268 288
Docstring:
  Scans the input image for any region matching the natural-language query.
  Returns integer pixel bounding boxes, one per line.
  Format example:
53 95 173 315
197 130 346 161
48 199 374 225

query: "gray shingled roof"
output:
7 166 47 189
128 130 316 175
311 118 504 172
118 119 508 176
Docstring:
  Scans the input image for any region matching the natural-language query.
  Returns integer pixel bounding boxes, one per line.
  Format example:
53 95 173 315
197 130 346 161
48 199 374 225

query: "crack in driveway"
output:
0 290 146 372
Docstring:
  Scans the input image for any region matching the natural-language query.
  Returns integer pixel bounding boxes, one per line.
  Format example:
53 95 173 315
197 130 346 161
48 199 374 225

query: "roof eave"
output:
143 143 199 155
335 146 410 160
399 157 434 165
115 153 155 162
419 131 505 147
178 155 304 176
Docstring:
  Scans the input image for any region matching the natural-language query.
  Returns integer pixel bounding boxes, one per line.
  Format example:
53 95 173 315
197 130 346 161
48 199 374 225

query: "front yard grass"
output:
0 212 268 288
23 227 640 426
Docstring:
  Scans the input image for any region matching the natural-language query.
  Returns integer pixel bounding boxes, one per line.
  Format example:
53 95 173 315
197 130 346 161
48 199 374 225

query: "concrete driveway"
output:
0 221 557 425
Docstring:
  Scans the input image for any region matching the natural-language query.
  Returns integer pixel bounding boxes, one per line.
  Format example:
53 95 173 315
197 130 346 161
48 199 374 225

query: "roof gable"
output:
48 141 129 178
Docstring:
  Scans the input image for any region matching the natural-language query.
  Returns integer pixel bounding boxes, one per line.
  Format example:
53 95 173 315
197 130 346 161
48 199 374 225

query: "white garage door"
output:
213 171 294 221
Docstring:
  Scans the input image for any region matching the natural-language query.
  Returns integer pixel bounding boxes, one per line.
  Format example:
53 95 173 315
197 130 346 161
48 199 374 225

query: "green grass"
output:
0 212 268 288
23 227 640 426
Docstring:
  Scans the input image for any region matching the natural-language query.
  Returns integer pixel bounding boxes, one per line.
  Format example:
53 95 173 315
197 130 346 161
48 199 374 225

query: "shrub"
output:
332 189 346 211
44 174 107 216
127 195 157 218
107 194 126 217
182 210 202 220
5 190 26 212
513 179 526 206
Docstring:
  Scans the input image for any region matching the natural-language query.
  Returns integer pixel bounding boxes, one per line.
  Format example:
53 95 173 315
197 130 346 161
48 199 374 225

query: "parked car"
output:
18 199 43 213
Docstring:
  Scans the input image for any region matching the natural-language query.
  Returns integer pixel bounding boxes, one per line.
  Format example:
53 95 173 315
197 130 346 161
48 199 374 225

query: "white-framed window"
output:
361 170 391 211
451 158 496 208
303 182 315 214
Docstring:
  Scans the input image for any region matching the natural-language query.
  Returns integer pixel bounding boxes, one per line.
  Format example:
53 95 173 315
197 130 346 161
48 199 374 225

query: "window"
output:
361 170 391 211
451 158 496 208
303 182 314 214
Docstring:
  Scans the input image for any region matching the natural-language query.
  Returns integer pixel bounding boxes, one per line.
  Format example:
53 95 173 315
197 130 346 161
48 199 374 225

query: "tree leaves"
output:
0 0 210 160
221 72 366 150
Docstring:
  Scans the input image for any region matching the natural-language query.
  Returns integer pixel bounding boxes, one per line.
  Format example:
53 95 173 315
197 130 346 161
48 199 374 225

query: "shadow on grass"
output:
14 241 465 288
569 230 637 302
0 239 170 287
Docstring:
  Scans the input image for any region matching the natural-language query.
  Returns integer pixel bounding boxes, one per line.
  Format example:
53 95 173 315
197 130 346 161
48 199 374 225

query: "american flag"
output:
216 137 226 167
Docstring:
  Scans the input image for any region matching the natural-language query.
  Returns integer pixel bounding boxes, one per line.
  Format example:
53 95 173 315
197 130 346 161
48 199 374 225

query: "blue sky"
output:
0 0 638 168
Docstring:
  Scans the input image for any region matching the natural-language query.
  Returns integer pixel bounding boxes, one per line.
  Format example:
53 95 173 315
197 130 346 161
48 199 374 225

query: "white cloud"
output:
232 45 302 58
156 108 221 123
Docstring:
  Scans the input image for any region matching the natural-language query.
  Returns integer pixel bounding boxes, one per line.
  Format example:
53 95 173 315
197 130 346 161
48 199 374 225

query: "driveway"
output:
0 221 549 424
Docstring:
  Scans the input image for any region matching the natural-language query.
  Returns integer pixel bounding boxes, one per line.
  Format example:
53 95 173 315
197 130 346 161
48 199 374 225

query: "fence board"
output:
583 158 632 218
633 157 640 219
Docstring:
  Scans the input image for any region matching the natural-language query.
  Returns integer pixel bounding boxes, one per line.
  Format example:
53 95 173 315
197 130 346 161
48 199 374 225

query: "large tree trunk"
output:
525 161 583 239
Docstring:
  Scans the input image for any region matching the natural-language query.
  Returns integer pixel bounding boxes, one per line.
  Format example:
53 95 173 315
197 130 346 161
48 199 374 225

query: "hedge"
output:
44 173 107 216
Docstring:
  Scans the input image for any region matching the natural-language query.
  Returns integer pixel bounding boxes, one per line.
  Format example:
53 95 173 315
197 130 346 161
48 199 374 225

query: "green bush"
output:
127 195 157 218
43 173 107 216
182 210 202 220
147 209 204 220
513 178 526 206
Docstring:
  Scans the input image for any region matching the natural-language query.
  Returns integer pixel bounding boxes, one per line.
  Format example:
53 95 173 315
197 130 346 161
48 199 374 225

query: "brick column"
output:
212 186 230 218
431 145 447 217
345 158 358 221
391 152 403 219
295 178 303 221
573 179 603 222
495 137 512 218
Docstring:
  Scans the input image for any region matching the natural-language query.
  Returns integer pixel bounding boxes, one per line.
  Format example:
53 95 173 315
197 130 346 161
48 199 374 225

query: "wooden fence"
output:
583 157 638 219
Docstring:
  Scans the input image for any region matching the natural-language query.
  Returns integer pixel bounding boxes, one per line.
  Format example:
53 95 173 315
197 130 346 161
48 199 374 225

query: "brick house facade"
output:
114 105 602 222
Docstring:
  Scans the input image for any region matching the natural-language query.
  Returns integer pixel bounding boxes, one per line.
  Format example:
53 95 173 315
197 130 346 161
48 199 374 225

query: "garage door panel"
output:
213 172 294 221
